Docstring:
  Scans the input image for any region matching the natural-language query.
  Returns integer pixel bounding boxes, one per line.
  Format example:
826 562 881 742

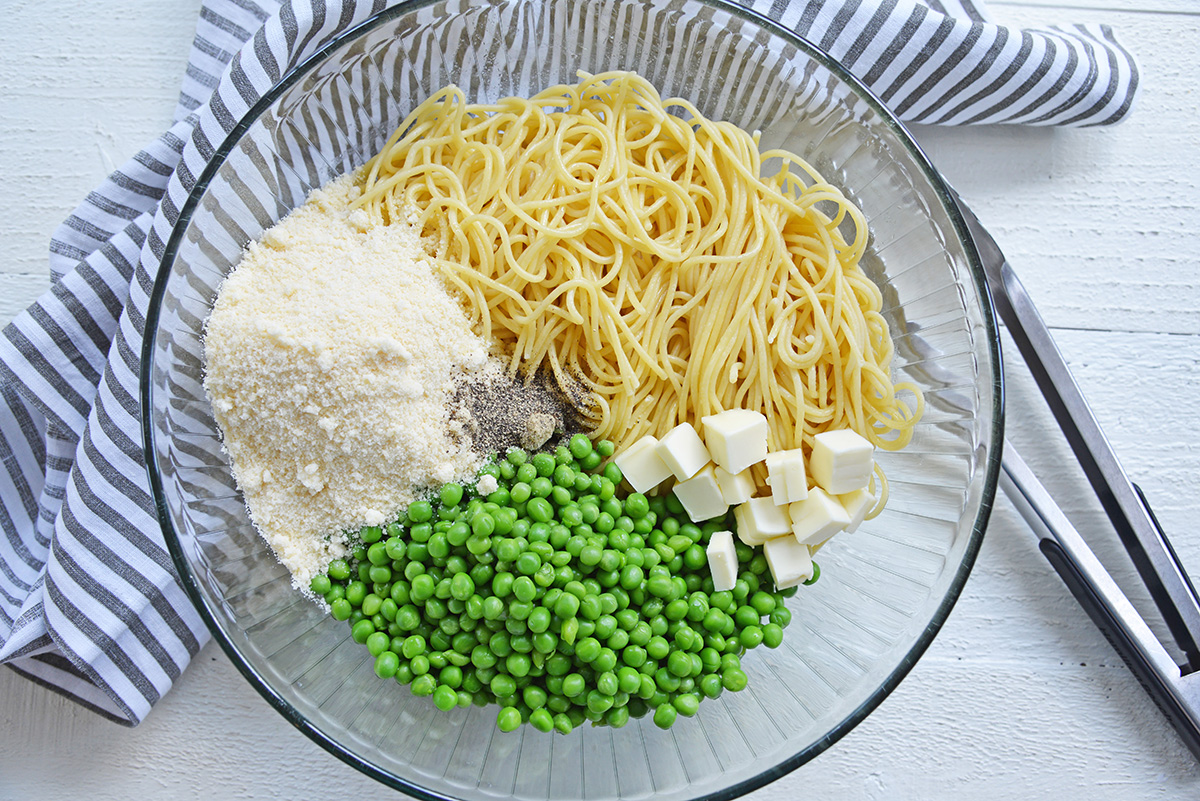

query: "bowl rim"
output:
140 0 1004 797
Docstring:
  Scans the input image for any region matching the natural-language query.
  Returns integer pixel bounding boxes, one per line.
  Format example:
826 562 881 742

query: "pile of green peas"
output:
308 433 807 734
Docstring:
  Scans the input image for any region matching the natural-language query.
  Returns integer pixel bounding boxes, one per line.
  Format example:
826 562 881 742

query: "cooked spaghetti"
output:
354 71 921 461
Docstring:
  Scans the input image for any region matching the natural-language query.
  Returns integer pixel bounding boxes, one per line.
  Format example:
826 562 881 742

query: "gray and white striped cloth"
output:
0 0 1139 725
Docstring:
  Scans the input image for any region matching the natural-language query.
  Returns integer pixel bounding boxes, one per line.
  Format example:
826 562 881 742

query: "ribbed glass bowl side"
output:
143 1 1000 800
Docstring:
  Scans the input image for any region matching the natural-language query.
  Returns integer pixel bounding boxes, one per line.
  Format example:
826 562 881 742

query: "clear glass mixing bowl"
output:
142 1 1003 798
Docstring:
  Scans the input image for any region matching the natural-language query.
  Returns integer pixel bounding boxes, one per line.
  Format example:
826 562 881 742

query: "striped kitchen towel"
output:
0 0 1139 725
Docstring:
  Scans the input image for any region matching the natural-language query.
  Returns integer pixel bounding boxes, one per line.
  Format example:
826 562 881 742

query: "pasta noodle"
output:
354 71 921 461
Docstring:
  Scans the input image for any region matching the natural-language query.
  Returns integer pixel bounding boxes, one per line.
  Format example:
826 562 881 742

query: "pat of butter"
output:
656 422 711 481
715 466 755 506
614 435 672 493
763 534 813 589
764 448 808 506
839 487 875 533
673 464 729 522
733 497 792 546
700 409 768 475
810 429 874 494
706 530 739 592
788 487 851 546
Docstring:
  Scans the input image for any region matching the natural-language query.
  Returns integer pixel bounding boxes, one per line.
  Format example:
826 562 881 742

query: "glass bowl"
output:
142 0 1003 798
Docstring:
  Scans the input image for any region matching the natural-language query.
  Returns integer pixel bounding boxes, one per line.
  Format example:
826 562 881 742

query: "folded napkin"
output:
0 0 1139 725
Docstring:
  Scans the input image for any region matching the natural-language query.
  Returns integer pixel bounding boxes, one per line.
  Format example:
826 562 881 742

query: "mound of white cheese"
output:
203 175 491 587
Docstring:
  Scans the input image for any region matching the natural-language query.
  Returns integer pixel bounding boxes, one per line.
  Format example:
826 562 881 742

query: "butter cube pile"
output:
614 412 877 590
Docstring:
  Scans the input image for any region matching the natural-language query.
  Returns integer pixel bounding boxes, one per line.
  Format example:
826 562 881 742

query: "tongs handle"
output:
991 255 1200 669
1001 444 1200 759
1040 538 1200 758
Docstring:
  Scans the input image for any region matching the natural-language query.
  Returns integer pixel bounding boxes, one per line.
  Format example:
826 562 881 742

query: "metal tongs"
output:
948 188 1200 759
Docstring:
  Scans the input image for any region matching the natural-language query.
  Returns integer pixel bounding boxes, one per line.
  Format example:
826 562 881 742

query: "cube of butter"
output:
656 422 711 481
715 466 755 506
673 464 729 522
699 409 768 475
614 435 672 493
733 497 792 546
706 530 739 592
763 534 814 589
839 487 876 533
788 487 852 547
764 448 809 506
810 429 874 494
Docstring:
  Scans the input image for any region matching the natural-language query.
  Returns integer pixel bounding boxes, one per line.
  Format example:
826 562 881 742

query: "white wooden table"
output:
3 1 1198 798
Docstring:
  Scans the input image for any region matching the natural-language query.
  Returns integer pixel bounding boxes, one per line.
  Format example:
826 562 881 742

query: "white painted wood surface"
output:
2 1 1198 798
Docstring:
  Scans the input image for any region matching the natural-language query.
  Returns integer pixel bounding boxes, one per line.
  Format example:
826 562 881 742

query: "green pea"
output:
310 574 332 596
362 593 384 617
647 574 676 600
327 559 351 581
407 500 433 523
667 650 693 677
553 464 575 489
804 561 821 585
554 592 580 619
490 673 517 698
528 606 552 634
509 482 532 504
497 706 522 732
586 689 615 714
383 536 407 561
673 692 700 717
762 623 784 648
330 598 352 620
472 513 496 538
516 462 538 484
593 648 618 673
562 673 585 697
471 645 497 669
411 574 435 602
506 653 531 678
374 651 399 679
568 433 593 459
351 619 375 644
492 572 514 598
574 637 601 663
769 605 792 627
532 452 556 477
447 521 471 546
560 616 579 645
622 644 647 668
530 707 554 732
646 636 670 660
451 572 475 601
527 497 554 523
515 551 541 576
520 684 547 710
440 665 464 688
750 591 777 616
482 596 505 620
395 604 421 630
722 668 748 691
740 626 764 648
512 575 537 602
653 703 677 729
735 605 760 628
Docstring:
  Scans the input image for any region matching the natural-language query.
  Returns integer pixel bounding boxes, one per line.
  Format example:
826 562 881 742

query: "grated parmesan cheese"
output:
203 175 494 588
